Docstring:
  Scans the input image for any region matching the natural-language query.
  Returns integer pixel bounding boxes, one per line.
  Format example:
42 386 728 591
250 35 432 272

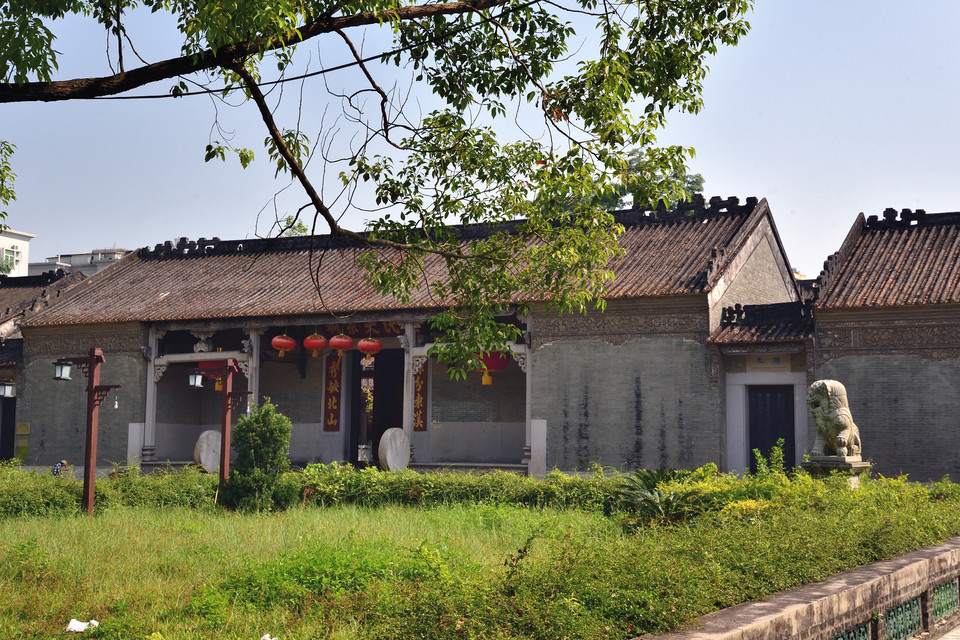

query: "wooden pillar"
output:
82 348 105 517
219 361 235 483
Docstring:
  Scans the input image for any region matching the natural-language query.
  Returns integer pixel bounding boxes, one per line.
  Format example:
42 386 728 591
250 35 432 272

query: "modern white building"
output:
0 229 35 277
27 246 128 277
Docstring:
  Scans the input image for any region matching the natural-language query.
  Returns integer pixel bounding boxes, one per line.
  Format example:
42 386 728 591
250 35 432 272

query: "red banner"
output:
413 363 427 431
323 353 341 432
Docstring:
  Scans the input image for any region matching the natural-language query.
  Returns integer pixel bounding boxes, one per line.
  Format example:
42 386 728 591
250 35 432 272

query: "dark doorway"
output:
349 349 404 465
747 385 794 473
0 397 16 460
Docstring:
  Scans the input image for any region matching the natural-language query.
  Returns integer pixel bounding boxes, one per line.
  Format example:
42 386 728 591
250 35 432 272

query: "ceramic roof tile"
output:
817 209 960 309
709 302 813 344
0 270 84 324
25 197 767 327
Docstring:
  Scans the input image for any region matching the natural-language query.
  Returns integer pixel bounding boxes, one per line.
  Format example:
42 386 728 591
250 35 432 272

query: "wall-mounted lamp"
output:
53 360 72 381
50 348 120 517
0 381 15 397
188 370 204 389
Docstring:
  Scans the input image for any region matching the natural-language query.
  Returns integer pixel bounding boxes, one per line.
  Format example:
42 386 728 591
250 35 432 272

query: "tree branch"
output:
230 60 505 263
227 62 342 236
0 0 510 103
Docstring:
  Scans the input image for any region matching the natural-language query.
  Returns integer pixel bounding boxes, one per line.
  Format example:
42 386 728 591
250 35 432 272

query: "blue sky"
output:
5 0 960 278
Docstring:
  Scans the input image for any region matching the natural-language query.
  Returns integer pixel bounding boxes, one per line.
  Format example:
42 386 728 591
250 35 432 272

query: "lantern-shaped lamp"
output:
0 381 15 397
304 333 328 357
329 334 354 357
188 369 204 389
357 337 382 363
478 351 510 386
271 333 297 358
53 360 72 381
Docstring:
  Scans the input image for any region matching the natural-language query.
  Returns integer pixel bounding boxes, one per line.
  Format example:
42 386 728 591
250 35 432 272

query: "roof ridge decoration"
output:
864 207 960 229
141 196 761 262
719 300 811 327
705 246 727 286
611 195 759 226
0 269 69 288
139 235 346 260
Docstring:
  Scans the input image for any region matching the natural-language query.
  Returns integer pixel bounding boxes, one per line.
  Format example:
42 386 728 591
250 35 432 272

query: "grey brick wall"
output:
711 234 796 328
424 358 526 463
259 357 325 423
19 323 146 466
532 336 722 471
155 361 249 450
432 359 525 423
817 354 960 481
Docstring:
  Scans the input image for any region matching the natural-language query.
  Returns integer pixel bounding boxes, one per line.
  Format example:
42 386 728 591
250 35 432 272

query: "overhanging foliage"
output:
0 0 752 370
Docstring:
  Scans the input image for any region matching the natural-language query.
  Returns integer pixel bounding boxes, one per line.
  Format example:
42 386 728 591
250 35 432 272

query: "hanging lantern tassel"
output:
271 334 296 358
329 334 354 359
357 337 383 363
304 333 328 357
478 351 510 386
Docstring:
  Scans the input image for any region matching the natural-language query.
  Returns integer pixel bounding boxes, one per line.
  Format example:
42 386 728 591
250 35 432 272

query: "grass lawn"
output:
1 470 959 640
0 504 620 639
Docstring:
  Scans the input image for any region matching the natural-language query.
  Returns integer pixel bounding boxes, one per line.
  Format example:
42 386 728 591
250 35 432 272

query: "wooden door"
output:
747 385 794 472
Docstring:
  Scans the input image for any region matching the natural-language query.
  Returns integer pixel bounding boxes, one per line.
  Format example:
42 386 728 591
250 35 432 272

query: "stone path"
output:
943 626 960 640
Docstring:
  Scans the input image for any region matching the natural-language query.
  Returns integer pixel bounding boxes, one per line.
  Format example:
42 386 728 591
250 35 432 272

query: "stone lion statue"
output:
807 380 861 458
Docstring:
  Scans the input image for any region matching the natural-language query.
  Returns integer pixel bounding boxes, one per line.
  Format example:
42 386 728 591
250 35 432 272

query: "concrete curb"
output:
638 537 960 640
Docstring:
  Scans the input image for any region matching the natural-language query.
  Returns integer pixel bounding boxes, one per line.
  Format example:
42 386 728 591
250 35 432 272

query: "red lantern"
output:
271 334 296 358
357 338 383 359
329 334 354 357
303 333 328 357
477 351 510 386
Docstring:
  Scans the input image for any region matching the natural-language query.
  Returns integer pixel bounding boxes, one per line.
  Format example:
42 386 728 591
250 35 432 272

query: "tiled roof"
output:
0 270 85 324
816 208 960 309
710 302 814 344
24 196 768 327
606 196 762 297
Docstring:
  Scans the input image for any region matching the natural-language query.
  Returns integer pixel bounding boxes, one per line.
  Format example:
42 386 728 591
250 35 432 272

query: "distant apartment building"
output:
27 246 128 277
0 229 34 277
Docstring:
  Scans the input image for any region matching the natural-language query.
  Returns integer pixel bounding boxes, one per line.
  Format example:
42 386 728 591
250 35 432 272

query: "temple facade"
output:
17 200 960 480
15 196 803 475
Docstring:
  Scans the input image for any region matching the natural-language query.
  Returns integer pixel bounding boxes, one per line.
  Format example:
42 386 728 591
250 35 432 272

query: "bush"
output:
298 463 620 511
221 399 292 512
929 476 960 501
0 461 82 517
99 464 218 509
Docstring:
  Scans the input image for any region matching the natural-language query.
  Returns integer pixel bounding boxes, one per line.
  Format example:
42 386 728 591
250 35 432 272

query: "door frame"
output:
725 372 807 474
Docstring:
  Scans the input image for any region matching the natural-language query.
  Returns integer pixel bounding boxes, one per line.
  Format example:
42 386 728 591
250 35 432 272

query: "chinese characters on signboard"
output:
323 354 341 431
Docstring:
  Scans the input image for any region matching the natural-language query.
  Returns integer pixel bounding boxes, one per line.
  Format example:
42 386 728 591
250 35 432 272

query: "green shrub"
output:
100 464 218 509
929 476 960 501
271 471 306 510
0 462 82 518
298 463 620 511
222 399 292 512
